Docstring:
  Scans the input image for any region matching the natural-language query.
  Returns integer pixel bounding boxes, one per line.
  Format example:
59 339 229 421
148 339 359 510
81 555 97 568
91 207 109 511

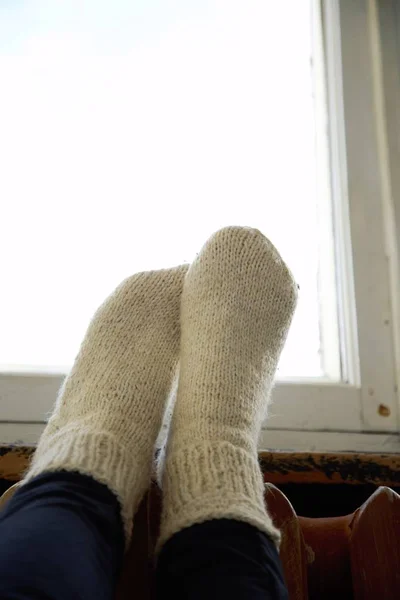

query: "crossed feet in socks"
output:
24 226 298 550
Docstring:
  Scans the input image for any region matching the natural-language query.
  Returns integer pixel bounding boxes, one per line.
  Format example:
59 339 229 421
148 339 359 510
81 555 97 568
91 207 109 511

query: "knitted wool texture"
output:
158 227 298 550
24 265 188 545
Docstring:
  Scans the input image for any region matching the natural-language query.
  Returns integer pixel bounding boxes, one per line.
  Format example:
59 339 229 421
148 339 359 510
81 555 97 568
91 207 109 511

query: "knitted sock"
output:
158 227 298 550
24 265 188 545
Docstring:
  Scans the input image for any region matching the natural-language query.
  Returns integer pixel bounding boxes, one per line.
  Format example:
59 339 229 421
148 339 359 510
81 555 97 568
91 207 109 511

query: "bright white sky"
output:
0 0 325 377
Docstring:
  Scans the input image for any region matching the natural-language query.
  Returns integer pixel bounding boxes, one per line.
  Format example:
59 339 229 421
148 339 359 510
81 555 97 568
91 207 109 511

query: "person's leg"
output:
157 227 297 598
157 520 288 600
0 472 124 600
0 264 188 599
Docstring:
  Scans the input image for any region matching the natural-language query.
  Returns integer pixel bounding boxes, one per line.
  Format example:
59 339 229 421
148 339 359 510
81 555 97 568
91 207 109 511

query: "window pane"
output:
0 0 335 378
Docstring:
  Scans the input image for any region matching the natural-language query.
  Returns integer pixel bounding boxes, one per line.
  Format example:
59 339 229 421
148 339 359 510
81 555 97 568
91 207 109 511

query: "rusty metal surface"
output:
1 445 399 485
0 445 34 481
259 452 400 486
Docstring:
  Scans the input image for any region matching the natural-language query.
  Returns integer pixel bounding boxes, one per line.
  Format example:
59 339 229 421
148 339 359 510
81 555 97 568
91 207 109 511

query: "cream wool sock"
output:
24 265 188 545
158 227 298 550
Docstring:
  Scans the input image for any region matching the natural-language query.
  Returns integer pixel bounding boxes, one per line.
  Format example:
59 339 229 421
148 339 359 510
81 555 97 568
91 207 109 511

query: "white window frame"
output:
1 0 400 452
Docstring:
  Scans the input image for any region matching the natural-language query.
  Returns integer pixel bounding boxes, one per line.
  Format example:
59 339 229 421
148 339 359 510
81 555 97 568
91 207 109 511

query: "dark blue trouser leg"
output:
0 472 124 600
157 519 289 600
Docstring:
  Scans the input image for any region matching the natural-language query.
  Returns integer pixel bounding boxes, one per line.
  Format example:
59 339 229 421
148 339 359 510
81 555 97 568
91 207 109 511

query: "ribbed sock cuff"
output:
24 428 149 547
158 441 281 551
